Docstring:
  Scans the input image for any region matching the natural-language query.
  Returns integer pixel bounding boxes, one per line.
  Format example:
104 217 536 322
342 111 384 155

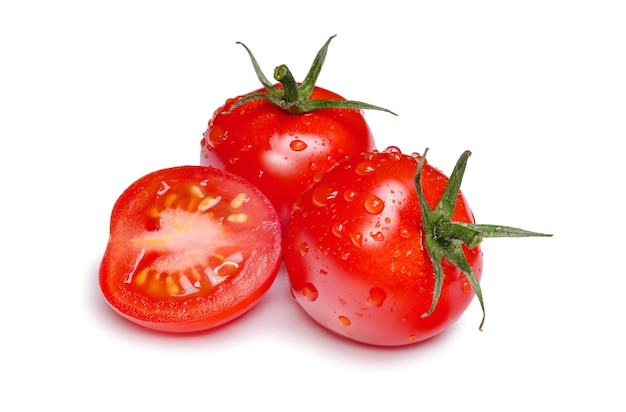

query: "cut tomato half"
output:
99 166 282 333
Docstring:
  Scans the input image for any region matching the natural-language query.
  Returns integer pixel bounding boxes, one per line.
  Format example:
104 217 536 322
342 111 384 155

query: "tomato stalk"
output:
227 35 397 115
415 149 552 330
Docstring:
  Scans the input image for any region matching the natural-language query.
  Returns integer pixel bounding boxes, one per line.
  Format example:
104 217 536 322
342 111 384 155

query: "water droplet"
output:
399 228 411 238
290 139 308 151
338 316 351 326
367 287 387 307
332 222 345 238
319 269 328 276
208 126 226 146
355 161 376 175
349 232 363 247
363 194 385 215
343 189 358 202
370 231 384 241
302 283 318 301
299 242 309 256
462 280 472 293
312 171 325 183
383 146 402 154
312 185 338 207
229 157 240 165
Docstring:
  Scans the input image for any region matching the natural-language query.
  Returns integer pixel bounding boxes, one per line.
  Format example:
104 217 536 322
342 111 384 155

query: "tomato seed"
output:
189 185 204 198
165 276 180 295
198 196 221 212
226 213 249 223
230 192 248 209
134 267 150 286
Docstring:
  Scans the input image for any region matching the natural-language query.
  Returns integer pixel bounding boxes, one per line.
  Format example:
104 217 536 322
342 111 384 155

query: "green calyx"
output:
415 149 552 330
227 35 397 115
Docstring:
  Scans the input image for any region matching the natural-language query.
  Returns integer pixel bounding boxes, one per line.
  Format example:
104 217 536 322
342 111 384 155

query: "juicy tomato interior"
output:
99 166 282 333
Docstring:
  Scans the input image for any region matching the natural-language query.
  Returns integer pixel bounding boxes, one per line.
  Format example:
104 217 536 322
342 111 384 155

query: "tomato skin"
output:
284 148 483 346
200 85 377 233
99 166 282 333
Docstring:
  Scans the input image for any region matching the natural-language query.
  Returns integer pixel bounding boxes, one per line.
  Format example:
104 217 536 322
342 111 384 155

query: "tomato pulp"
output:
99 166 282 333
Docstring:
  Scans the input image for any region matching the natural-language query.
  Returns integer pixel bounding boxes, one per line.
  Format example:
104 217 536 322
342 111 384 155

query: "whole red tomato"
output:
284 147 550 346
99 166 282 333
200 36 394 232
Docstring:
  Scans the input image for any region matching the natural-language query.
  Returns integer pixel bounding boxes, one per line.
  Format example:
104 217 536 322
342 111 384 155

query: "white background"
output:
2 1 624 410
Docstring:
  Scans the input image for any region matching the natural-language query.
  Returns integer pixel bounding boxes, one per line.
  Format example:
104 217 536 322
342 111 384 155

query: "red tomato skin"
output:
200 85 377 233
284 149 483 346
99 166 282 333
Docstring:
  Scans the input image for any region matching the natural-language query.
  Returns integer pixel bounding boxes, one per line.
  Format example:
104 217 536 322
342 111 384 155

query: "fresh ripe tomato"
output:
201 86 376 232
284 147 549 346
200 36 393 232
99 166 282 333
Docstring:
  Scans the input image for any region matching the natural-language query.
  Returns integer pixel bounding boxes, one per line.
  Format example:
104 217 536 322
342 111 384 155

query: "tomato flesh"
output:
284 149 483 346
200 85 376 233
99 166 282 333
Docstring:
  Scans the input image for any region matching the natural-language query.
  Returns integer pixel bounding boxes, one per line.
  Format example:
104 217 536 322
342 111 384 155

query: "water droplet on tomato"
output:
312 185 338 207
370 231 384 241
319 269 328 276
229 157 240 165
349 232 363 247
290 139 308 151
383 146 402 154
383 146 403 160
355 161 376 175
399 228 411 238
338 316 351 326
299 242 309 256
332 222 345 238
367 287 387 307
208 126 226 146
462 280 472 293
363 194 384 215
302 283 318 301
343 189 358 202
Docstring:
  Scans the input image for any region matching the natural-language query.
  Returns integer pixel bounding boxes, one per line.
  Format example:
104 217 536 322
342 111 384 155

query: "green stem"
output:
230 36 396 115
273 64 300 103
415 148 552 331
434 221 483 249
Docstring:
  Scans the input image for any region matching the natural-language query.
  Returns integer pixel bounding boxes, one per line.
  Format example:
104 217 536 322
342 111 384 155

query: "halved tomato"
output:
99 166 282 333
